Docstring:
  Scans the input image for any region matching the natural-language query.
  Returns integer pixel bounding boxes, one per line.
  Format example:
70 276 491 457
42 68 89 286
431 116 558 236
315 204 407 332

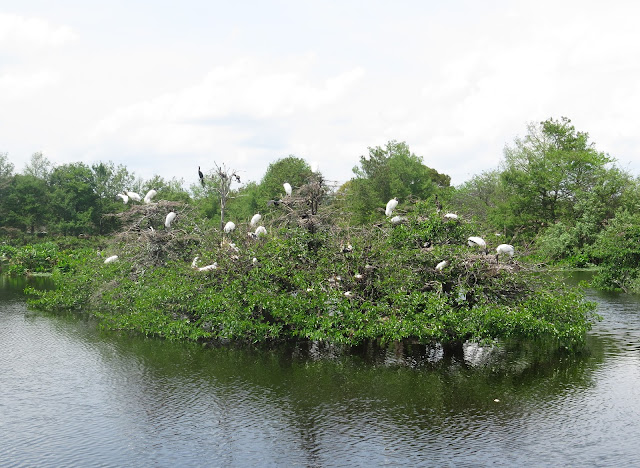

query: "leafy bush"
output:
26 208 599 352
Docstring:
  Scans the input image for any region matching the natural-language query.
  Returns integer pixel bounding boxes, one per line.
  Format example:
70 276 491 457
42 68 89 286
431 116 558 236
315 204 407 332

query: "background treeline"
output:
2 117 640 291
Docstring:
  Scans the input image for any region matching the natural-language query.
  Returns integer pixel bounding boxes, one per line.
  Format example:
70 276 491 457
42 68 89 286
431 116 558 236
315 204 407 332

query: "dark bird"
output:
198 166 204 187
435 194 442 213
267 199 281 207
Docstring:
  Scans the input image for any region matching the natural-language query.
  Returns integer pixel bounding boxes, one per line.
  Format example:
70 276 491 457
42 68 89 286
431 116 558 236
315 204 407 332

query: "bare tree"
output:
212 162 241 231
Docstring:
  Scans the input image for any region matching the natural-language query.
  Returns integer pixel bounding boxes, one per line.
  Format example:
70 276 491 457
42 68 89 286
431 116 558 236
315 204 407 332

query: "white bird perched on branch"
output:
165 211 177 228
444 213 458 220
198 262 218 271
116 193 129 204
495 244 515 264
143 189 157 204
104 255 118 264
385 198 398 216
255 226 267 237
283 182 292 196
126 191 141 202
390 215 405 225
468 236 488 254
250 213 261 227
224 221 236 233
435 260 448 271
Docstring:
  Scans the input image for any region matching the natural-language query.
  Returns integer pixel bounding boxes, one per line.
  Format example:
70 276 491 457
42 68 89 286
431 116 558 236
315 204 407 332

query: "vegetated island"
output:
24 190 598 356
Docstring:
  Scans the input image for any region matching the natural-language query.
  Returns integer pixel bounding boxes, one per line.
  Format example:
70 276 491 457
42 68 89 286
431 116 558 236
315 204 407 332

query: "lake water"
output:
1 274 638 467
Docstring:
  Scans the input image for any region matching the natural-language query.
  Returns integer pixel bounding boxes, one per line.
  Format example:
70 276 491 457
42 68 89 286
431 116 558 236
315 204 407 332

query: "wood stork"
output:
116 193 129 204
283 182 292 196
198 166 204 187
126 191 141 202
468 236 488 254
496 244 515 264
390 215 405 225
435 260 448 271
250 213 262 227
143 189 157 204
444 213 458 219
165 211 177 228
104 255 118 264
224 221 236 233
198 262 218 271
255 226 267 237
385 198 398 216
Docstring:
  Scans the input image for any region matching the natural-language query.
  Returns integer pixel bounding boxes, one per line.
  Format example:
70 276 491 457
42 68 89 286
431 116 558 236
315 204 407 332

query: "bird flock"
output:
106 171 516 285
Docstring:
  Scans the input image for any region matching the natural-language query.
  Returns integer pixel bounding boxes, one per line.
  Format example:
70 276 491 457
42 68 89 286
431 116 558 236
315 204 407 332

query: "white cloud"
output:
0 69 61 100
91 57 366 154
0 13 78 52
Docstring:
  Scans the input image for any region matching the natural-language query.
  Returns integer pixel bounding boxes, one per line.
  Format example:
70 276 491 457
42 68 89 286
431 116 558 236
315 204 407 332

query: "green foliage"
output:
1 242 58 275
27 208 598 352
345 140 449 224
590 210 640 292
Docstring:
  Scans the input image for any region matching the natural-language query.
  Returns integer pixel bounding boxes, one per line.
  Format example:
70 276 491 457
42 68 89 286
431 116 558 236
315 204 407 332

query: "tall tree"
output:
49 163 100 235
499 117 612 238
23 152 54 180
347 140 449 223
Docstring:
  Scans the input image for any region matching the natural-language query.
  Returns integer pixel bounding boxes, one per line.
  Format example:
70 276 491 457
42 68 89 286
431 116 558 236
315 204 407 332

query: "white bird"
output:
191 256 200 269
283 182 292 196
250 213 262 227
495 244 515 264
435 260 448 271
444 213 458 219
165 211 177 228
198 262 218 271
344 291 353 297
390 215 405 225
116 193 129 204
126 191 141 202
255 226 267 237
385 198 398 216
224 221 236 233
143 189 157 204
104 255 118 264
468 236 488 254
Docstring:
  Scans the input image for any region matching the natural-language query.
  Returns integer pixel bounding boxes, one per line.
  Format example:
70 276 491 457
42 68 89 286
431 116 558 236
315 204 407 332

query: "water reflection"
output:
1 274 639 467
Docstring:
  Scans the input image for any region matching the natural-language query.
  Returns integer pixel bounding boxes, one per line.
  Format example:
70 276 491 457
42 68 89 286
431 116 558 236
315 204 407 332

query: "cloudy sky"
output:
2 1 640 190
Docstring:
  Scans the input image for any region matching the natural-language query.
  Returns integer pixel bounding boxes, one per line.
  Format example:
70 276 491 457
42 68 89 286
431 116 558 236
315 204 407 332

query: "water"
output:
1 274 638 467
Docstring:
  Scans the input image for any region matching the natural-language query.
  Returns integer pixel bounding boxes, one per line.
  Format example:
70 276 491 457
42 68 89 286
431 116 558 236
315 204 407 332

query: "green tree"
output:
347 140 449 223
499 117 612 240
259 156 314 205
23 152 54 180
49 163 100 235
3 175 50 233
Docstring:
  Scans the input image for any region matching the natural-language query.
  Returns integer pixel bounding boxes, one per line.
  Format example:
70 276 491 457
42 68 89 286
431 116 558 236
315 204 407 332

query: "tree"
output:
49 163 100 235
258 156 314 206
347 140 449 223
23 152 54 180
0 152 14 178
3 175 50 233
499 117 612 239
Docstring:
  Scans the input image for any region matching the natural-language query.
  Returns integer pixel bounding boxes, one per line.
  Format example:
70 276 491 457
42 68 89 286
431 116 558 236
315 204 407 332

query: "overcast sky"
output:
2 1 639 190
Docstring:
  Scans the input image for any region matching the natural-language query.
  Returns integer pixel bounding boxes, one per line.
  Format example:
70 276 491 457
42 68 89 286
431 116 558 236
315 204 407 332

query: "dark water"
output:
1 274 638 467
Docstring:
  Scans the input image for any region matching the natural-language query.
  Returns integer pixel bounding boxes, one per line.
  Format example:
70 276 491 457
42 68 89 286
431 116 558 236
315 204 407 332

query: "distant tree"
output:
346 140 448 223
49 163 100 235
142 175 190 203
499 117 613 240
0 152 14 178
259 156 314 203
4 175 50 233
23 152 54 180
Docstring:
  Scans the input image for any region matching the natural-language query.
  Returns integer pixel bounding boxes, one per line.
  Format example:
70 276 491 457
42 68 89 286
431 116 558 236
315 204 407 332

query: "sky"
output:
2 0 640 191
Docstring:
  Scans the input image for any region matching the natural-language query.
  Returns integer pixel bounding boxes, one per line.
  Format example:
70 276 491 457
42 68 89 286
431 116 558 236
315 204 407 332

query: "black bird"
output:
435 194 442 213
198 166 204 187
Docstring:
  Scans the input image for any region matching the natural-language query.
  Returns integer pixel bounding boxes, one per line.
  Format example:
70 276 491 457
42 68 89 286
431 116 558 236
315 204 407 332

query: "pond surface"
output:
1 274 638 467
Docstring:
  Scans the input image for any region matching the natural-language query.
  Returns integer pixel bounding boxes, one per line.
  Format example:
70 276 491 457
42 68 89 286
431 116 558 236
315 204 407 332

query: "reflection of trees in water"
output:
61 318 611 466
